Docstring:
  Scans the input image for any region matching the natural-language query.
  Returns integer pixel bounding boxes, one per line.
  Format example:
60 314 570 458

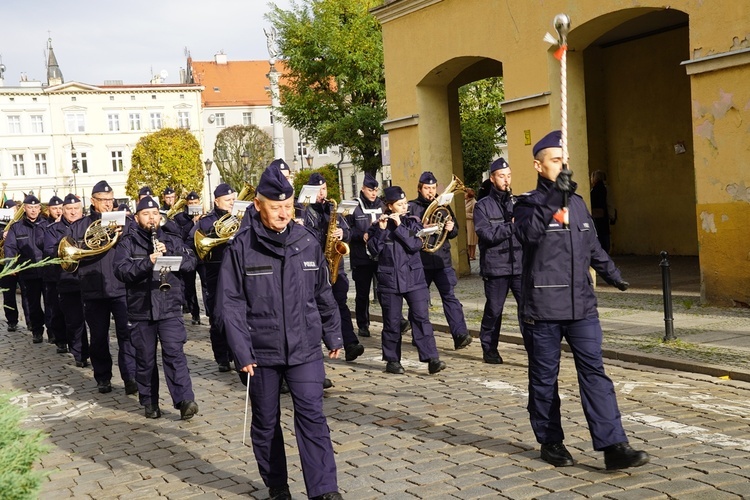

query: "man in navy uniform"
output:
514 130 649 470
138 186 153 200
217 163 344 500
173 191 202 325
45 194 89 365
41 195 66 350
303 172 364 362
161 186 176 211
66 181 137 395
3 194 47 343
474 158 522 364
114 196 199 420
408 172 472 350
1 200 22 332
189 183 237 372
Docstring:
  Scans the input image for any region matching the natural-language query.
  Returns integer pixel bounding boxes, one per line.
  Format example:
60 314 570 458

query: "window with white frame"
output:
297 140 308 158
318 146 329 156
107 113 120 132
350 174 357 198
73 151 89 174
242 112 252 125
65 112 86 133
178 111 190 129
111 151 124 172
11 154 25 176
150 112 162 130
7 115 21 134
129 113 141 131
215 113 225 127
30 115 44 134
270 111 274 124
34 153 48 175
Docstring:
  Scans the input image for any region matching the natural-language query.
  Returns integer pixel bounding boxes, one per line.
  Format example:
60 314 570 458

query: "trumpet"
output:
151 225 171 292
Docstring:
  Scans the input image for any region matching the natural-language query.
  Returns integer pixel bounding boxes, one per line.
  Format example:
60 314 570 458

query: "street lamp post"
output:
71 143 79 198
204 158 213 203
240 151 250 184
305 153 314 169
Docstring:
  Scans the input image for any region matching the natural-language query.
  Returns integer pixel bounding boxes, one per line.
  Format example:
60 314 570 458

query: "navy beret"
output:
490 158 510 172
162 186 175 195
268 158 291 172
117 203 131 212
533 130 562 157
92 180 112 195
213 183 235 199
136 196 159 213
23 195 40 205
186 191 200 201
307 172 326 186
384 186 406 203
419 171 437 185
363 172 378 189
48 196 64 206
138 186 153 197
63 193 79 205
3 200 17 209
257 164 294 201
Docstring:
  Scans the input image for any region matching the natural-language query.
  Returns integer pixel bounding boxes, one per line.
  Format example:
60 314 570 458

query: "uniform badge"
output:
279 193 286 200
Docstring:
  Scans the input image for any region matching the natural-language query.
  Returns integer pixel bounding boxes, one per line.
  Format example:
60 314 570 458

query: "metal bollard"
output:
660 251 676 342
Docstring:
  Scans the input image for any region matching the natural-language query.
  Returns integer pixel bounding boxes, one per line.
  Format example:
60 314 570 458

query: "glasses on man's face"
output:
92 197 114 203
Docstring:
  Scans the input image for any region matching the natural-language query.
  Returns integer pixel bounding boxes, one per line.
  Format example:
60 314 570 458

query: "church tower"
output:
46 38 64 86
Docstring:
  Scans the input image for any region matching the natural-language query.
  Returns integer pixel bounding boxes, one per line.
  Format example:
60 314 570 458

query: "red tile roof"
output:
190 59 289 108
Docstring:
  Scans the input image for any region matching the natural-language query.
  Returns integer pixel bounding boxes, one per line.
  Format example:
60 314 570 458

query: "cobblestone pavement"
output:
3 255 750 499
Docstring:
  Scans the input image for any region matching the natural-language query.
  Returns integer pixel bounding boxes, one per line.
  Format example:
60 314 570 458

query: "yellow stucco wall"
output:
374 0 750 305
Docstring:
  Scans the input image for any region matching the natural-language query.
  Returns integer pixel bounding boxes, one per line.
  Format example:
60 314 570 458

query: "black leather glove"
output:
615 280 629 291
555 169 573 194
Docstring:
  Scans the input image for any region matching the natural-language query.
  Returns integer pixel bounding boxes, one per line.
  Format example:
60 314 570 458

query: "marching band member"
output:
41 195 66 350
174 191 202 325
367 186 446 375
114 196 199 420
474 158 523 364
65 181 137 395
1 200 22 332
161 186 176 211
408 172 472 350
216 163 343 500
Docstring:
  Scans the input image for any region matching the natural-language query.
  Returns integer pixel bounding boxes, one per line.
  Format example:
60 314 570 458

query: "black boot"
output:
428 358 446 374
385 361 405 374
540 442 574 467
344 343 365 361
603 442 650 470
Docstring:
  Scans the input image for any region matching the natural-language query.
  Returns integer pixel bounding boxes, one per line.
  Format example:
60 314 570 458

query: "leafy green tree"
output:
127 128 203 200
292 164 341 202
268 0 386 175
213 125 274 191
459 77 506 189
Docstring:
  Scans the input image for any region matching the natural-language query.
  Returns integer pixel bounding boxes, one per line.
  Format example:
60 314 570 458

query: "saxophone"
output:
324 199 349 284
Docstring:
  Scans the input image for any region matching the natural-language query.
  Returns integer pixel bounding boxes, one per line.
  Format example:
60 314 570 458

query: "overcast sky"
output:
0 0 293 86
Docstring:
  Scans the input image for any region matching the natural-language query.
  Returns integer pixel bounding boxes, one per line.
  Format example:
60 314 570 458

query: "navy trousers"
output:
19 276 45 337
410 266 467 340
380 288 438 362
479 275 522 355
351 262 378 330
182 269 200 320
83 296 137 385
0 272 20 326
250 360 338 498
200 266 231 365
59 291 89 364
521 317 628 450
332 272 358 346
129 317 194 408
44 282 66 345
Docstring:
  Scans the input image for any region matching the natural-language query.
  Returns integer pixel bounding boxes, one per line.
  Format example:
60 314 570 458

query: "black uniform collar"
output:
413 194 432 207
489 185 510 202
536 174 578 193
358 192 381 209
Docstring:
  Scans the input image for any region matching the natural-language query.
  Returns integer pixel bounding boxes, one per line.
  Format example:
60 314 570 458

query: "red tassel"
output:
554 45 567 61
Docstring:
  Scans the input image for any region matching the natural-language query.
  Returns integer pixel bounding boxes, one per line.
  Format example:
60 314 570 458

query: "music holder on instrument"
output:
297 185 321 206
232 200 252 216
416 225 440 239
101 210 127 226
336 200 359 216
188 205 203 216
437 192 454 206
0 208 14 222
154 255 182 273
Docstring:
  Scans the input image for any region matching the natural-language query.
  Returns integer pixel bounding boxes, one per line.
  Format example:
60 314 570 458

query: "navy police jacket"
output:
513 176 623 321
408 194 458 270
366 213 428 294
65 207 132 300
44 217 81 292
113 226 197 322
474 186 522 278
346 192 384 267
4 216 46 279
216 212 343 368
303 201 351 276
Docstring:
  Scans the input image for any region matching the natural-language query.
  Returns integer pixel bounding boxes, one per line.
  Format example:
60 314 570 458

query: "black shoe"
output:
428 358 446 374
217 363 231 372
179 400 199 420
269 485 292 500
47 335 56 344
453 333 472 350
323 378 333 389
191 317 201 325
7 323 17 332
540 442 574 467
358 327 370 338
345 343 365 362
311 492 343 500
603 442 650 470
75 360 89 368
124 379 138 395
385 361 405 374
144 404 161 419
97 380 112 394
182 306 191 314
56 344 69 354
32 334 43 344
280 378 290 394
483 350 504 364
400 319 411 334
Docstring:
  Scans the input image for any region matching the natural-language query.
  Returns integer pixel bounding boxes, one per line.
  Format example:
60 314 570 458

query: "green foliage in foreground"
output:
0 394 49 500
